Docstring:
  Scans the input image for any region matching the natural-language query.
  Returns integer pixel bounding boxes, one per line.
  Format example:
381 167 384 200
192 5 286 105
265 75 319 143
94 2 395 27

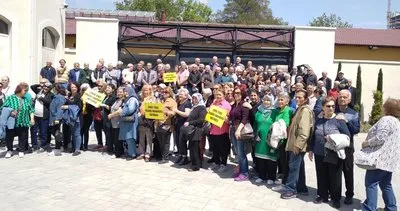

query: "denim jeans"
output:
230 127 248 175
71 121 82 151
363 169 397 211
30 116 50 148
284 152 308 193
126 138 137 157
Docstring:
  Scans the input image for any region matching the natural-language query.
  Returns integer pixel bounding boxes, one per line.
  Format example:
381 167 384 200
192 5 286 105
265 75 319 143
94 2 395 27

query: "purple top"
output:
229 101 250 125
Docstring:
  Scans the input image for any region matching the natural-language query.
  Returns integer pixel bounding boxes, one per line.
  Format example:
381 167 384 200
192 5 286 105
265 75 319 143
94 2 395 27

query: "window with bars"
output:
42 28 56 49
0 19 9 35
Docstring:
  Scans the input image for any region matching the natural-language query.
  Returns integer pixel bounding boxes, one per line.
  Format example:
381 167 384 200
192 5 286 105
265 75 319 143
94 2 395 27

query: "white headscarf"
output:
191 93 205 108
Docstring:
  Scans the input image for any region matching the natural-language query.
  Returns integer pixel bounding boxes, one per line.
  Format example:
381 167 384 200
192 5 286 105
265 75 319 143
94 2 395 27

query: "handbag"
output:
181 125 195 138
240 123 254 141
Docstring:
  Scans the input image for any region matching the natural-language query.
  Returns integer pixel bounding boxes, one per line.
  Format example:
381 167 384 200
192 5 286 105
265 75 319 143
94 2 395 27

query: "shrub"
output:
369 91 383 125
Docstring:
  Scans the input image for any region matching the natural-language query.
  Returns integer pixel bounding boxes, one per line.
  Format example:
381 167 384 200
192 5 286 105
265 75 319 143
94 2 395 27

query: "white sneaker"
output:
18 152 24 158
48 150 61 156
111 155 116 159
208 163 219 170
255 178 264 183
217 165 227 173
267 180 274 185
5 151 12 158
274 179 282 185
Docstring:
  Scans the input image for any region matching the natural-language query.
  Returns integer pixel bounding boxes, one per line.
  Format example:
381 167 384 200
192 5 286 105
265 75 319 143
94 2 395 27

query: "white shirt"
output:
122 69 134 84
34 92 45 117
3 86 14 98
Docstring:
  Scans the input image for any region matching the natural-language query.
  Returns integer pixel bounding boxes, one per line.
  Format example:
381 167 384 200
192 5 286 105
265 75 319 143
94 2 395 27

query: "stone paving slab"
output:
0 133 398 210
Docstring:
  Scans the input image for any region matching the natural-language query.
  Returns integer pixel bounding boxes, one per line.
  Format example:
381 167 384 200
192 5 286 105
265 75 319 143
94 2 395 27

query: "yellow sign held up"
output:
144 103 165 120
205 105 228 128
163 72 177 83
82 88 106 108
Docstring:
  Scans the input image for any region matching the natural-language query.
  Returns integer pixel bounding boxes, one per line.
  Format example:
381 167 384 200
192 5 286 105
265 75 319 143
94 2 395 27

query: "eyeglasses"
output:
234 92 242 95
325 105 335 108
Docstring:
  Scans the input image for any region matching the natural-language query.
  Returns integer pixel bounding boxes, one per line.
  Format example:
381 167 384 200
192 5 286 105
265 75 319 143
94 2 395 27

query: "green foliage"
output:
377 68 383 93
115 0 212 22
355 65 362 111
335 62 342 80
309 13 353 28
214 0 287 25
360 122 372 133
369 91 383 125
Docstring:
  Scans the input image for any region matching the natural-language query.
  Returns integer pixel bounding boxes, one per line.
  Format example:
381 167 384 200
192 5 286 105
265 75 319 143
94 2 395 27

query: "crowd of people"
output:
0 55 399 210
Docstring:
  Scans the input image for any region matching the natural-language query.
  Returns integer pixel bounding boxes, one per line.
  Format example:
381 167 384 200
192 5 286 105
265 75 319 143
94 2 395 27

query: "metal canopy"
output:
118 21 295 66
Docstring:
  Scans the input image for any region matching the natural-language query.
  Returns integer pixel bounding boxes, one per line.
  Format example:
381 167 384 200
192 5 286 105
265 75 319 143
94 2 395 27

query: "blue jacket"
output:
0 107 16 139
62 105 80 127
118 86 139 140
49 94 66 125
335 106 360 151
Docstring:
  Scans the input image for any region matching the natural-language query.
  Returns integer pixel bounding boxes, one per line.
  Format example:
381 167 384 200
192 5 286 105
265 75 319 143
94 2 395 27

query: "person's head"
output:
96 63 102 70
233 87 246 102
275 86 283 96
46 61 52 67
157 64 164 72
68 82 80 96
222 67 229 75
212 84 221 95
348 79 353 87
1 76 10 88
194 58 200 65
14 84 27 97
202 88 212 100
80 83 90 94
59 59 66 67
215 67 221 74
383 98 400 118
277 93 290 109
73 62 80 69
162 87 174 100
264 86 272 96
156 59 162 64
333 81 340 89
205 65 211 73
307 68 314 75
19 82 29 94
235 57 241 64
164 64 171 71
84 63 89 69
295 89 308 106
249 89 259 104
338 71 344 79
225 88 233 102
199 64 205 71
307 85 315 95
180 61 187 69
137 62 143 70
105 84 116 96
212 56 218 64
290 84 296 93
116 61 123 69
317 80 325 88
247 61 253 67
116 87 125 99
146 63 152 70
54 84 67 96
39 78 49 86
322 71 327 78
107 63 114 71
314 88 324 98
295 82 304 92
97 80 107 93
338 89 351 107
213 87 225 102
270 75 277 83
225 56 231 63
296 75 303 83
191 93 204 106
177 88 190 103
322 97 336 117
261 95 272 108
127 63 134 71
141 84 153 99
98 58 105 66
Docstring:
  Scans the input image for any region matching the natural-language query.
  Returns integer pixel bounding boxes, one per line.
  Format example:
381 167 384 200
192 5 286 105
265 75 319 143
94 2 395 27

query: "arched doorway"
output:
0 15 11 75
41 27 60 68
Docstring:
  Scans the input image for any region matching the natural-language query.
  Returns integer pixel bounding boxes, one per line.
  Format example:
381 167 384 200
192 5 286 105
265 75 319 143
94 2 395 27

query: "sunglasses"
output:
325 105 335 108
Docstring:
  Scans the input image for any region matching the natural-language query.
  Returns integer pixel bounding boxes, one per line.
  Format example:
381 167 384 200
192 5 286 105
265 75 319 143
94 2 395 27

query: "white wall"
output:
334 60 400 122
76 17 119 68
294 26 336 78
0 34 10 75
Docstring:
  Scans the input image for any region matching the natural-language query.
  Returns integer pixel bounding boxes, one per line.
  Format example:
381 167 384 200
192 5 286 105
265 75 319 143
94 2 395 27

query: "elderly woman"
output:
108 87 125 158
173 88 192 165
101 84 116 154
182 93 207 171
3 84 35 158
308 97 350 208
208 87 232 172
137 84 157 161
229 87 252 181
93 80 107 150
80 83 94 151
156 86 177 164
355 98 400 211
108 85 139 160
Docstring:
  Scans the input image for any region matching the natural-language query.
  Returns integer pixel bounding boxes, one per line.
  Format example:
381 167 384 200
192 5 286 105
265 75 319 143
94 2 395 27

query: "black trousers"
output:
315 154 343 202
256 158 278 180
343 151 354 198
156 127 171 160
62 124 71 150
111 128 124 157
81 114 92 149
6 127 28 152
52 124 63 150
178 129 189 156
103 125 111 152
278 143 289 184
210 133 230 165
94 120 103 146
189 140 201 169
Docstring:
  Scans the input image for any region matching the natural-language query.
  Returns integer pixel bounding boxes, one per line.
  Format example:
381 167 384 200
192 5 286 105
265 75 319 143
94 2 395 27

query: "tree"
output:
335 62 342 81
369 91 383 125
377 68 383 92
354 65 362 112
115 0 212 22
214 0 287 25
309 13 353 28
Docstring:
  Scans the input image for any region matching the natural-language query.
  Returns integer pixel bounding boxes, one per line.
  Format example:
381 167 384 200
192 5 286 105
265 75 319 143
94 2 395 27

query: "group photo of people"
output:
0 55 399 211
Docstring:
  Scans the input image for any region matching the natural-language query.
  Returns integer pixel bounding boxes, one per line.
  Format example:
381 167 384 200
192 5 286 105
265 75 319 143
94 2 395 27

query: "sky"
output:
66 0 400 29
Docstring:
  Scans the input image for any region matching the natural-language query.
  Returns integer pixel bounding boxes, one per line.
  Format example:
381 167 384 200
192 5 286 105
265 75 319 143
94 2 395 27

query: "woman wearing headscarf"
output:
253 95 276 184
80 83 94 151
137 84 157 161
156 86 177 164
3 84 35 158
107 87 126 158
173 88 192 165
183 93 207 171
100 84 116 154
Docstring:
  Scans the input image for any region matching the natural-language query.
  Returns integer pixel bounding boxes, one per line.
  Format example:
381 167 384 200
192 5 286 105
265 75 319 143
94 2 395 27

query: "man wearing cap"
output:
336 71 348 90
40 61 57 84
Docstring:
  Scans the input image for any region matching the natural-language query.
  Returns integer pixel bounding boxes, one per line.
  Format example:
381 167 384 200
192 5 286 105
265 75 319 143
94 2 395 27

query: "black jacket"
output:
31 84 54 119
319 77 332 91
102 95 116 127
186 106 207 141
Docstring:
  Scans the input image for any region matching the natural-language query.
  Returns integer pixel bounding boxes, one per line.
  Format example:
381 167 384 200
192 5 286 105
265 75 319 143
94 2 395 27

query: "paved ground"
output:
0 133 398 211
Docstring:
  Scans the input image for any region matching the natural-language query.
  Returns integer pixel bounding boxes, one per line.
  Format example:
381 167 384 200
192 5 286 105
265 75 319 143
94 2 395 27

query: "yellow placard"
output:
82 88 106 108
144 102 165 120
205 105 228 128
163 72 177 83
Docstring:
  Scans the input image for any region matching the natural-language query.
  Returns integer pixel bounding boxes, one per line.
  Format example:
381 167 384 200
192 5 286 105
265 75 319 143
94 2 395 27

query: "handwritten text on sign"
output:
205 105 228 128
82 88 106 108
163 72 177 83
144 103 165 120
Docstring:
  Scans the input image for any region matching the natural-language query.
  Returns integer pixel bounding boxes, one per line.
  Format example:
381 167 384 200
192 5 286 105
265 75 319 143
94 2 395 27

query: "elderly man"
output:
115 61 124 86
82 63 93 86
233 56 244 69
319 71 332 91
304 67 318 86
194 58 201 66
347 79 357 108
336 89 360 205
337 71 348 90
104 63 119 86
188 64 201 94
40 61 57 83
91 63 106 85
122 63 135 84
69 62 87 85
1 76 13 98
223 56 232 68
141 63 158 86
209 56 219 71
